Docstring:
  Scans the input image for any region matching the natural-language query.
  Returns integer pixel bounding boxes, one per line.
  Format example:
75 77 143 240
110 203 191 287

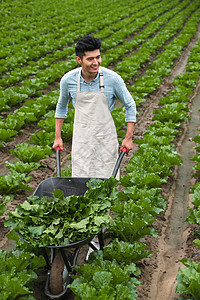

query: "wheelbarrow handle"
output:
112 147 127 178
56 147 61 177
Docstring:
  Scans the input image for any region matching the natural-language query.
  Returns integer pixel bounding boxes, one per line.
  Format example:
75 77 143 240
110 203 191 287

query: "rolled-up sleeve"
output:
55 75 71 118
114 75 137 123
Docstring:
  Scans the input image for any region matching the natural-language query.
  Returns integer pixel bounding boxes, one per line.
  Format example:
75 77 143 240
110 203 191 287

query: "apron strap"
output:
77 70 81 93
99 72 104 91
77 67 104 92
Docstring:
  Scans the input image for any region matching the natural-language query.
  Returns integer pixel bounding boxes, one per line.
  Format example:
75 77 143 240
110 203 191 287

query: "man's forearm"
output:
120 122 134 152
125 122 134 139
55 118 64 138
52 118 65 150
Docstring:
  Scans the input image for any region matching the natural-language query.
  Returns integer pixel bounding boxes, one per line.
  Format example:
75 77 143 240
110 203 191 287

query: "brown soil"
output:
0 26 200 300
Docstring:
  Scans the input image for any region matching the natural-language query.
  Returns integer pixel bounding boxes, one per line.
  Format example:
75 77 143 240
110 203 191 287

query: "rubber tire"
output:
49 252 65 295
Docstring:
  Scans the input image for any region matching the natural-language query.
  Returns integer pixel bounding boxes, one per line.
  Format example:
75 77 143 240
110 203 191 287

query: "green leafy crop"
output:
176 258 200 300
0 129 18 147
9 143 53 163
5 178 117 247
0 171 33 195
5 161 40 175
69 251 141 300
0 249 45 300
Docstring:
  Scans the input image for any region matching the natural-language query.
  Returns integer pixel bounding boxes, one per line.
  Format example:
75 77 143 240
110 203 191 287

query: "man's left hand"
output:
120 137 133 154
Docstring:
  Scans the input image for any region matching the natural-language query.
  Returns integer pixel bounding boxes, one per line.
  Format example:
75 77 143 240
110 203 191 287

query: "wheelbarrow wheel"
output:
50 252 70 295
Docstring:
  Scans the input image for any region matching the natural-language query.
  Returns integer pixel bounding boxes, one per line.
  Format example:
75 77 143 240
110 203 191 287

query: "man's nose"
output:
93 58 98 64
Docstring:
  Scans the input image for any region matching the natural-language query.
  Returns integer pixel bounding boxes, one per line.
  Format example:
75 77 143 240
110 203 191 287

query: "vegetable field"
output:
1 0 200 299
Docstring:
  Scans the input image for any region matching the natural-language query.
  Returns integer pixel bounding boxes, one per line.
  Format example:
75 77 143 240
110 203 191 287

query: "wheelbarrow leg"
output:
98 230 104 250
88 230 104 251
42 247 52 269
60 248 72 273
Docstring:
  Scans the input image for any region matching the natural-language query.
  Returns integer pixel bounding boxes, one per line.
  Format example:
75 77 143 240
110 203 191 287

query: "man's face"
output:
76 49 101 78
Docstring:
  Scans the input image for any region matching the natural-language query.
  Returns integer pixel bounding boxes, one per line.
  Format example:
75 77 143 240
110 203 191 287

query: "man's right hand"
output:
52 137 63 151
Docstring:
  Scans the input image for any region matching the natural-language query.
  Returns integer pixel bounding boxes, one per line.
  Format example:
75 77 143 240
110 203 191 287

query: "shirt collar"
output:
80 69 100 84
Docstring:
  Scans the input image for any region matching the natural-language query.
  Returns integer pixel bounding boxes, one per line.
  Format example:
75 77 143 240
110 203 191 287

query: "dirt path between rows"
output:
148 89 200 300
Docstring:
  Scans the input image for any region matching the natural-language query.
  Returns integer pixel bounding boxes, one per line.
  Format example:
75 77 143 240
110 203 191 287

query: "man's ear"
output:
75 56 82 65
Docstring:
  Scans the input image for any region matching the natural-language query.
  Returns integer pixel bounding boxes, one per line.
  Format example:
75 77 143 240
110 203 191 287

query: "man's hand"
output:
52 137 63 151
120 137 133 153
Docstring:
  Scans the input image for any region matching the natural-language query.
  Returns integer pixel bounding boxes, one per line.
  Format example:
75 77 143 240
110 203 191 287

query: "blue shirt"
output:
55 66 136 122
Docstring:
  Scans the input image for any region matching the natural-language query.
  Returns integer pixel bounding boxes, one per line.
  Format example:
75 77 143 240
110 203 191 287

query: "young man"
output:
53 35 136 178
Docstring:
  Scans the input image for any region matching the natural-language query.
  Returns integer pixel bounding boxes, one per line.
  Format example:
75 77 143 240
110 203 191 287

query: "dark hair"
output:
75 35 101 58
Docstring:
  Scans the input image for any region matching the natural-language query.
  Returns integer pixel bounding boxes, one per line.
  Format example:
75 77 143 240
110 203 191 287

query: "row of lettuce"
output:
0 28 200 300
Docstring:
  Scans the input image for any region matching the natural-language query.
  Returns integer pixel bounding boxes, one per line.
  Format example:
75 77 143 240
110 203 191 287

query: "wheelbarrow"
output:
33 146 127 299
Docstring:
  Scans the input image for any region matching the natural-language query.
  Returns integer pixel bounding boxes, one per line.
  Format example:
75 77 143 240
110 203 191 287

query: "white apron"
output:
71 68 119 178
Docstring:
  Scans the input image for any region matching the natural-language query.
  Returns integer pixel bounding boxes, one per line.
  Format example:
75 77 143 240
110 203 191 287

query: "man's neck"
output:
81 70 98 83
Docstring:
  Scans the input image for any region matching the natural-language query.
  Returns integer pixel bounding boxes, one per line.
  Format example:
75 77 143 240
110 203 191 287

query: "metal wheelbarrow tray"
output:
32 147 127 299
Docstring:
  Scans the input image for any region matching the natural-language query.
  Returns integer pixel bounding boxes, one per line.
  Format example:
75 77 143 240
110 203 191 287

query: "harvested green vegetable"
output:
5 178 117 247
